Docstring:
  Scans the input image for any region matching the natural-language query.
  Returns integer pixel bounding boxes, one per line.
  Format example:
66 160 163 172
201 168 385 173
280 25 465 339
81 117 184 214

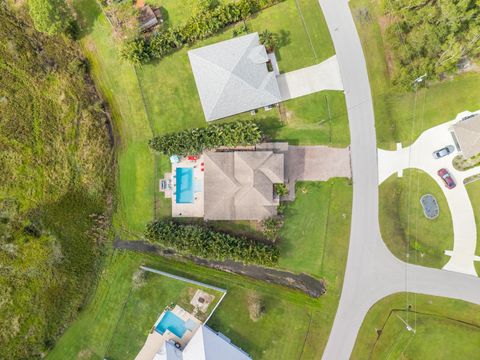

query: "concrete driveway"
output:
378 118 480 276
277 55 343 101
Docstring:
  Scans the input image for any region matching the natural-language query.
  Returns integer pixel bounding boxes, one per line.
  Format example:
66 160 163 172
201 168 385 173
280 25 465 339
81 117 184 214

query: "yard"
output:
351 293 480 359
74 0 350 235
350 0 480 150
47 250 335 359
466 181 480 276
379 169 453 269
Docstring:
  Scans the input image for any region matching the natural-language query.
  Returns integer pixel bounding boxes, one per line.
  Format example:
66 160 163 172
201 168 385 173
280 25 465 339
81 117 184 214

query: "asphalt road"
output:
318 1 480 358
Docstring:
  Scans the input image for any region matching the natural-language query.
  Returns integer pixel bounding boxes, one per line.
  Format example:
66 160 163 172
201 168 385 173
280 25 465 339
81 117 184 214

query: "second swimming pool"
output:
155 310 187 338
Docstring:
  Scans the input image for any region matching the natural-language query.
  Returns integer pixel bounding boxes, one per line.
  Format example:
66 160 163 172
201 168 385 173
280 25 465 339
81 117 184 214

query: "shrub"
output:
145 220 279 266
247 292 265 321
274 183 289 197
28 0 72 35
122 0 284 64
149 120 262 156
260 216 283 241
120 38 150 65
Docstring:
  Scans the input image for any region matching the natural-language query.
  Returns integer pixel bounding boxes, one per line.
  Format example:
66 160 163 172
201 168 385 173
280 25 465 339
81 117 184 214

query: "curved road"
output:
318 1 480 359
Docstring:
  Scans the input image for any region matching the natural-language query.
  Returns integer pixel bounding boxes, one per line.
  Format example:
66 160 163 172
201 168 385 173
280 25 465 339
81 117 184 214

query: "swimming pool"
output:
155 311 187 338
176 167 194 204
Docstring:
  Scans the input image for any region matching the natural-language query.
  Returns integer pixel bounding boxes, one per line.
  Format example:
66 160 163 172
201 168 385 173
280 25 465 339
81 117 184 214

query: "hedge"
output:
148 120 262 156
120 0 284 64
145 220 279 266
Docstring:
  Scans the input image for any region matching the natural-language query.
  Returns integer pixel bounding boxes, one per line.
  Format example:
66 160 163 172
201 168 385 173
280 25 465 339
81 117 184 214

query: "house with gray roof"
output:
451 113 480 158
188 32 282 121
203 150 284 220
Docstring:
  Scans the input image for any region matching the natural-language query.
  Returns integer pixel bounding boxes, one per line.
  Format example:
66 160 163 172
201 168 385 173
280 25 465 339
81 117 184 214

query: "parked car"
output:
437 168 456 189
433 145 455 159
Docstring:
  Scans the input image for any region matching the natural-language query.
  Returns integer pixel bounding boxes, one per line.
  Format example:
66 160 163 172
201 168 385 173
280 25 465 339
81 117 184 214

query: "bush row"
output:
145 220 279 266
148 120 262 156
121 0 283 64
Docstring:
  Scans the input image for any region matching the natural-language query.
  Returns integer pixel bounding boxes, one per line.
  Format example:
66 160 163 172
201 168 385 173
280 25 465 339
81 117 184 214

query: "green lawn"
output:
73 0 155 236
351 293 480 359
48 250 337 359
350 0 480 149
279 180 352 279
379 169 453 269
466 181 480 276
105 271 223 359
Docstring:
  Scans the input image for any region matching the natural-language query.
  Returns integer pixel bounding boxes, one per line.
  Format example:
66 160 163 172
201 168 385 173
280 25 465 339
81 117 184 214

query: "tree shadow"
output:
72 0 103 39
274 29 291 62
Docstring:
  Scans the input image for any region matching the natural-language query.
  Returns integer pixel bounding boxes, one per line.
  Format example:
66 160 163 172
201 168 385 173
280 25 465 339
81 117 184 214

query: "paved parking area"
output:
378 119 480 276
277 55 343 101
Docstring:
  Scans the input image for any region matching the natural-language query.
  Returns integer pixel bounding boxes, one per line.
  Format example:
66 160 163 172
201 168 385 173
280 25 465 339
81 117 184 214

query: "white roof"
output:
182 326 251 360
188 33 281 121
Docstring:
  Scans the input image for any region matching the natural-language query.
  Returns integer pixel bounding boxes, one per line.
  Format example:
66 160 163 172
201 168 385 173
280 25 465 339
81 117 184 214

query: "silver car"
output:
433 145 455 159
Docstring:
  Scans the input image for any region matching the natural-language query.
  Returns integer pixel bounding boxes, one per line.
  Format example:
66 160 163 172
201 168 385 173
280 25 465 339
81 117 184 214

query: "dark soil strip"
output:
114 239 326 298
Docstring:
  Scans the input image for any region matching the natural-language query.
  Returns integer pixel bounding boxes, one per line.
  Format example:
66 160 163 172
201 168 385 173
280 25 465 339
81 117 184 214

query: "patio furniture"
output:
188 155 199 161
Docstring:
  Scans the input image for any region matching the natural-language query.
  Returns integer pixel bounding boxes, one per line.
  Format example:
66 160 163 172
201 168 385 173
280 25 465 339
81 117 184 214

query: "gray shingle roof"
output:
188 33 281 121
452 114 480 158
204 150 284 220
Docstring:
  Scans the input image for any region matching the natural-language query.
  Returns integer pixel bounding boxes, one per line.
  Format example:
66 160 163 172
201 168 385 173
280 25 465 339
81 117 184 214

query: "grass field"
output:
74 0 349 235
466 181 480 276
350 0 480 149
279 180 352 278
48 250 344 359
379 170 453 269
351 293 480 359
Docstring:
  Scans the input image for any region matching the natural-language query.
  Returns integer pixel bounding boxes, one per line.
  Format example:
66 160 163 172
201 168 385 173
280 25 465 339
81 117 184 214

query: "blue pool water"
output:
155 311 187 338
176 167 194 204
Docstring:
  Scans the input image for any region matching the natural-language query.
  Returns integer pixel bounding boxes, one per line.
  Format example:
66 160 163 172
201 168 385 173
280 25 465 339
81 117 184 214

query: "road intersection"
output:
318 0 480 358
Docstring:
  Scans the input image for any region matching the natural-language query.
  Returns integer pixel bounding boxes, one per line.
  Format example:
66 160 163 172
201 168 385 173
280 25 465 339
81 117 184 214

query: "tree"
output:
28 0 71 35
259 29 279 53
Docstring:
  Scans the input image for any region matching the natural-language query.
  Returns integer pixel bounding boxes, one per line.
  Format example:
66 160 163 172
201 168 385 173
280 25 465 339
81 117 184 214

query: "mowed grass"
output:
73 0 155 235
379 169 453 269
105 272 223 359
466 181 480 276
351 293 480 359
48 250 337 360
279 180 352 278
350 0 480 149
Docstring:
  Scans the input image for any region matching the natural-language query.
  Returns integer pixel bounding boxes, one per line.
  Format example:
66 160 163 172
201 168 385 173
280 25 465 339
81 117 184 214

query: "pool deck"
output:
171 157 205 218
135 305 202 360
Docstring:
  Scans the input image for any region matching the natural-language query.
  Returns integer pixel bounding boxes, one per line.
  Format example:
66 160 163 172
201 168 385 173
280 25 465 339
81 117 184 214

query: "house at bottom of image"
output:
136 304 251 360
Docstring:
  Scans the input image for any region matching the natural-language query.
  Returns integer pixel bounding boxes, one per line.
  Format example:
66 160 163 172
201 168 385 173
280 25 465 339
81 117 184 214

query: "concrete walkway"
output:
277 55 343 101
378 119 480 276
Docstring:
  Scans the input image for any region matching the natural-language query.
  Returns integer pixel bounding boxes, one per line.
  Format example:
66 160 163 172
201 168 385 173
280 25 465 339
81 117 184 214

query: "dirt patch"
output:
114 239 326 298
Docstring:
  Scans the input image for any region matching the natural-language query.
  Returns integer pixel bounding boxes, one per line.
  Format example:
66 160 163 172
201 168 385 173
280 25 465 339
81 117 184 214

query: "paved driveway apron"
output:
379 121 480 276
277 55 343 101
319 1 480 359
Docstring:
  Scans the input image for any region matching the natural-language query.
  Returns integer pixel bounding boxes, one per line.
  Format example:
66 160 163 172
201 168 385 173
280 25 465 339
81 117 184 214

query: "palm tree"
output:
259 29 278 53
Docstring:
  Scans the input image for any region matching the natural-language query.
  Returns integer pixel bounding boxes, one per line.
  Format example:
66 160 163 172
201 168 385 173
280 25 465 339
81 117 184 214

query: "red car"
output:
437 168 456 189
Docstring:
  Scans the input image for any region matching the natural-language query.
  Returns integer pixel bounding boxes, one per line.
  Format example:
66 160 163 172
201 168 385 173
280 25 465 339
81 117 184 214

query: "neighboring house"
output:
188 32 281 121
203 150 284 220
451 113 480 158
155 325 251 360
136 305 251 360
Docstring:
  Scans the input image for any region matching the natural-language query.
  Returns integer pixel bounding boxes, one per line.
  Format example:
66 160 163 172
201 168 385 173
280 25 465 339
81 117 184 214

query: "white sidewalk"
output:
378 120 480 276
